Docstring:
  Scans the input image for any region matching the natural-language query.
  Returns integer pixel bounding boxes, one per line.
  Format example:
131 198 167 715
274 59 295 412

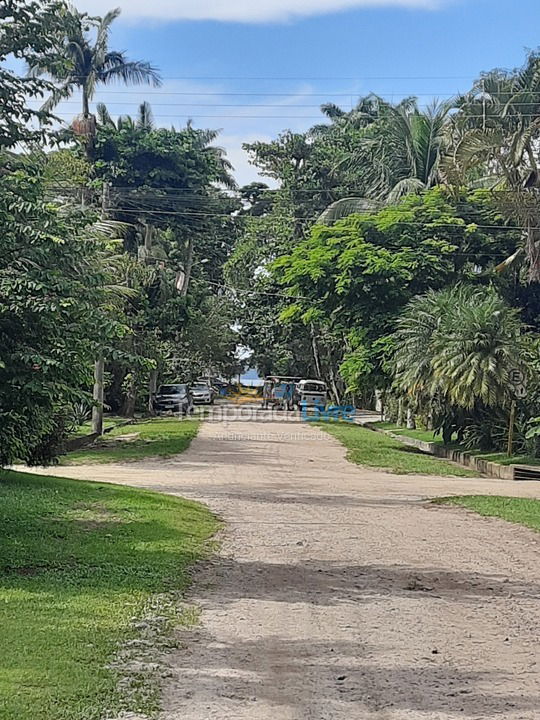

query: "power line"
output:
40 74 478 81
101 205 530 230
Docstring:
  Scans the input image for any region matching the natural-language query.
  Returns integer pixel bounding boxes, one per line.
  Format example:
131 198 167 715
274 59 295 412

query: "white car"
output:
191 382 215 405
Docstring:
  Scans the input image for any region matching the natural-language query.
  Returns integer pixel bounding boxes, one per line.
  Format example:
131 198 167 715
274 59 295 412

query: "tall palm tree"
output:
29 6 161 150
317 97 452 223
447 53 540 280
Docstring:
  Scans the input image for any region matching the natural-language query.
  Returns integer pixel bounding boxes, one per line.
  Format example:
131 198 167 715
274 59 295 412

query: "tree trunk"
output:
181 236 194 297
148 368 158 415
526 222 540 282
397 398 405 427
406 406 416 430
328 362 341 405
91 356 105 435
426 400 434 431
144 222 153 260
310 324 323 379
122 373 137 418
82 85 90 117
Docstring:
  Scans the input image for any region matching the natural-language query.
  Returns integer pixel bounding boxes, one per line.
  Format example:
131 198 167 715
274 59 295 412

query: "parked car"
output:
191 382 215 405
154 384 193 416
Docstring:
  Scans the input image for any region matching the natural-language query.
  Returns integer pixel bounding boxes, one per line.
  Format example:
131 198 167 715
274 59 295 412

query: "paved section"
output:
29 418 540 719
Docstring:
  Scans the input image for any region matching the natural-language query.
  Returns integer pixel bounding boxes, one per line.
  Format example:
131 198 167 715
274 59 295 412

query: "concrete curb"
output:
361 421 529 481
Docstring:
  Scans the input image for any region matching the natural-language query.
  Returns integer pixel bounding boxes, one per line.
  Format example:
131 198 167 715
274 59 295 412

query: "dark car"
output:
154 384 193 416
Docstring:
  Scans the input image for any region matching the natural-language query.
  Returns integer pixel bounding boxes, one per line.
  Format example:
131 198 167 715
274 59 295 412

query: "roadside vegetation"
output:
2 1 540 469
435 496 540 533
321 423 477 477
373 422 540 467
63 418 200 464
0 469 219 720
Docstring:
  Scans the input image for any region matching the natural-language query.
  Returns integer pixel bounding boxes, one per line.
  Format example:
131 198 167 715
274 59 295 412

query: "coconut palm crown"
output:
29 6 161 123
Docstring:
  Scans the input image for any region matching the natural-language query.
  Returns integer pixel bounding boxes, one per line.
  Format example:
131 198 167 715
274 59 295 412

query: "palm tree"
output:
447 53 540 280
96 100 155 130
317 97 452 223
394 285 525 411
29 6 161 152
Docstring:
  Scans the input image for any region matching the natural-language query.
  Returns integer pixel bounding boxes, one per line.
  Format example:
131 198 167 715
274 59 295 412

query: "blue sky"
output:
66 0 540 184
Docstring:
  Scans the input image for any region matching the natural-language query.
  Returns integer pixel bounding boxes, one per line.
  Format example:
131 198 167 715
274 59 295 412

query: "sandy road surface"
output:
30 417 540 719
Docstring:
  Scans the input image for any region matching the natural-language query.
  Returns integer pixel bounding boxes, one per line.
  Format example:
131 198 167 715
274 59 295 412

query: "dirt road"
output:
36 418 540 719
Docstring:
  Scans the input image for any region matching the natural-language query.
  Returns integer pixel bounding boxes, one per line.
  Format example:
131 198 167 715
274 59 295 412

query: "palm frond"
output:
317 197 380 225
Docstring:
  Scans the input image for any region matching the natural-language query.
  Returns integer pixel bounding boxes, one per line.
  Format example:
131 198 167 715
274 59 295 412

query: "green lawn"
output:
373 422 448 444
321 422 477 476
435 495 540 532
71 416 128 438
373 423 540 468
0 469 219 720
62 418 200 464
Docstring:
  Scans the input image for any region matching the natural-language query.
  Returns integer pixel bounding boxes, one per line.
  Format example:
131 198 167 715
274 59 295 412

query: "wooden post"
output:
507 399 517 457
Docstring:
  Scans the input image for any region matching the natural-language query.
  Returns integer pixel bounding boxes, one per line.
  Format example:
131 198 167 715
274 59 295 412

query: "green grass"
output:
468 451 540 467
62 418 200 465
0 469 219 720
320 422 477 476
374 423 540 468
373 422 449 444
435 495 540 532
71 416 128 438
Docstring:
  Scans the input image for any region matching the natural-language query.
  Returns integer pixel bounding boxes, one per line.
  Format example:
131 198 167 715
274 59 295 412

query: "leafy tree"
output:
273 188 519 399
449 51 540 280
0 0 69 150
91 120 239 412
0 170 114 464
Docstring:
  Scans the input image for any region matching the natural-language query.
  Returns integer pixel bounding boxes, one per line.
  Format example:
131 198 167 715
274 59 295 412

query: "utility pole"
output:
91 182 109 435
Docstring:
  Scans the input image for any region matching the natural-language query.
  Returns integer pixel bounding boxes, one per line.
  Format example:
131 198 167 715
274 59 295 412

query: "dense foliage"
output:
0 171 111 464
2 1 540 463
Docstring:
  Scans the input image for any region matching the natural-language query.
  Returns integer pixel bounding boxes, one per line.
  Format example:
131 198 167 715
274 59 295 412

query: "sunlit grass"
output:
0 469 219 720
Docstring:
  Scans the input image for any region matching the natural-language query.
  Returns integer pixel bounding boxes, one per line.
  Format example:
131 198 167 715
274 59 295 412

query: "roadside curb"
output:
358 419 532 481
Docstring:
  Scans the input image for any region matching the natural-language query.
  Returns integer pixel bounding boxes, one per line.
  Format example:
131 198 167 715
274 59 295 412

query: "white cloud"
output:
75 0 443 23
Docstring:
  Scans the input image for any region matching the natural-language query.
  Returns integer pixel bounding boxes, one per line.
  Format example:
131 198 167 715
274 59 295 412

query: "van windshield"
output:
158 385 187 395
302 383 326 392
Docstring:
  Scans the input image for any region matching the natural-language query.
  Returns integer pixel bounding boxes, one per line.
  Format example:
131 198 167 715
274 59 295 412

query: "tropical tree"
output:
96 100 155 130
0 0 68 151
316 97 452 222
28 6 161 154
393 285 528 444
448 52 540 280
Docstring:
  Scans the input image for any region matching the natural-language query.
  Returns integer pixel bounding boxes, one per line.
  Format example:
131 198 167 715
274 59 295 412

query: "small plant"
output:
67 402 92 432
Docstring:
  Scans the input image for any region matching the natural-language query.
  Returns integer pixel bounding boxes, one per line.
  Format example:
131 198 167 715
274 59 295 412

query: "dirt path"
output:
33 419 540 719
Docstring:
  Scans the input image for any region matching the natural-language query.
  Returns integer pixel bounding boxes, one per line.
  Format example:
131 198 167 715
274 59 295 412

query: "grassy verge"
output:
373 423 540 469
435 495 540 532
62 418 200 465
320 423 477 476
373 422 446 444
0 469 219 720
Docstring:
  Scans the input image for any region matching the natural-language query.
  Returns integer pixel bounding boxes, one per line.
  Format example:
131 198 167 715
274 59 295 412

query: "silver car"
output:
191 382 215 405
